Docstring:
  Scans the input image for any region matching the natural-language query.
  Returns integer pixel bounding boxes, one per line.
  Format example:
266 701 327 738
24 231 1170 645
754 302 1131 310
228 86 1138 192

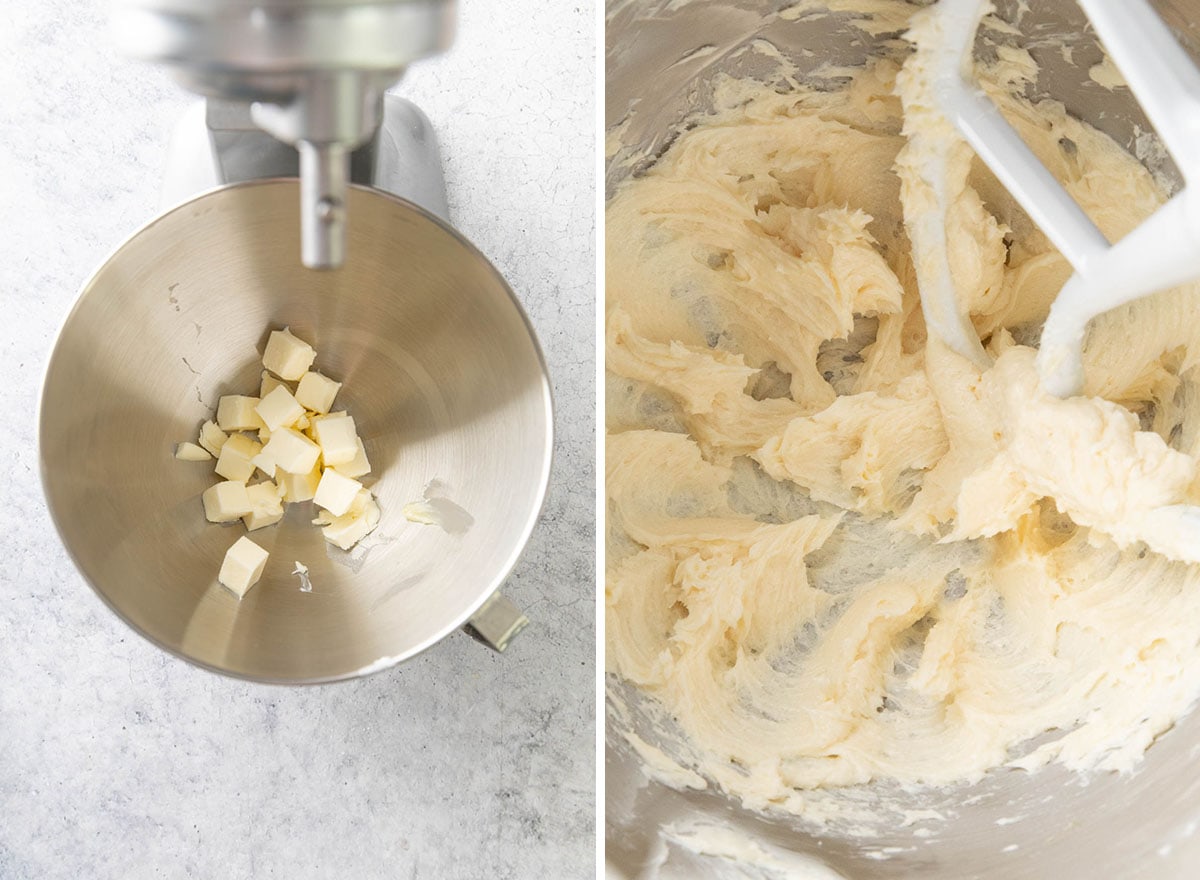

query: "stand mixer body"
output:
38 0 541 675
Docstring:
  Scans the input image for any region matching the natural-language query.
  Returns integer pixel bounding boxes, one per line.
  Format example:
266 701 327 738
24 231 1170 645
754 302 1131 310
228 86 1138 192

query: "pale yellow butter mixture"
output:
606 5 1200 816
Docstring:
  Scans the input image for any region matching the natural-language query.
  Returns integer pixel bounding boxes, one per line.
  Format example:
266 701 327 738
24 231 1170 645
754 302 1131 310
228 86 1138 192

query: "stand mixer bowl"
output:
40 179 551 683
606 0 1200 876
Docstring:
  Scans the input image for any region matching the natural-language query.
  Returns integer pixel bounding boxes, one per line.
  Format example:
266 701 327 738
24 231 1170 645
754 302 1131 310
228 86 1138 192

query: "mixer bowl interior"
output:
605 1 1200 877
40 180 552 682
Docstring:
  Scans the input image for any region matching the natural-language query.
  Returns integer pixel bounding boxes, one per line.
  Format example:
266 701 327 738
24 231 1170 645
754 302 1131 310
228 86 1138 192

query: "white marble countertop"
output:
0 2 595 877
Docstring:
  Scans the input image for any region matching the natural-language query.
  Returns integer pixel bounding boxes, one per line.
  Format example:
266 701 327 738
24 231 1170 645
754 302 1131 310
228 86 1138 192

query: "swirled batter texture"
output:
606 7 1200 816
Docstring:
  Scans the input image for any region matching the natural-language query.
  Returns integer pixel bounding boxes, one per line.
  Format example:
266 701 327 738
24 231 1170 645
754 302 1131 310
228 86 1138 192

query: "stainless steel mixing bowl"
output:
40 179 551 683
606 1 1200 877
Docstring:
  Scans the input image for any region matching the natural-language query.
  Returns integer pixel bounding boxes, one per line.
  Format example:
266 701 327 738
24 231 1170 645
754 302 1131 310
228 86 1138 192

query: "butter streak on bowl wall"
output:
40 180 552 683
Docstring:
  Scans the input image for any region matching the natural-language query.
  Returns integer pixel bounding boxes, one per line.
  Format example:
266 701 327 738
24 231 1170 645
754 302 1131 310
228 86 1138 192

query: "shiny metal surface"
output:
162 95 451 224
111 0 455 269
464 592 530 652
40 179 552 683
606 1 1200 877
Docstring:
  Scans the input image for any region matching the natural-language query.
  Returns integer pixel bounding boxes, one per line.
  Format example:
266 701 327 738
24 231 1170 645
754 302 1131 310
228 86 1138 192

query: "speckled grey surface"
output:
0 2 596 877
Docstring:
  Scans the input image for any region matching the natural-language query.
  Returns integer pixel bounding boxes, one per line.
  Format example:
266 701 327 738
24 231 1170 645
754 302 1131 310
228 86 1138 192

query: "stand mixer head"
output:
111 0 455 269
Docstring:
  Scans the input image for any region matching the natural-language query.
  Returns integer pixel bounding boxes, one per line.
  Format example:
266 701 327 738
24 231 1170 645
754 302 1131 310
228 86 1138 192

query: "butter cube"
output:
278 463 321 503
315 487 371 523
218 536 269 598
295 371 341 414
332 436 371 479
262 427 321 475
242 481 284 531
252 449 276 479
198 420 228 457
313 468 363 516
258 427 271 444
175 441 211 461
202 481 253 523
321 496 381 550
260 370 287 398
255 385 305 431
319 485 369 518
347 488 373 518
295 414 310 431
313 414 358 466
263 327 316 381
214 433 261 483
217 395 265 432
303 410 342 442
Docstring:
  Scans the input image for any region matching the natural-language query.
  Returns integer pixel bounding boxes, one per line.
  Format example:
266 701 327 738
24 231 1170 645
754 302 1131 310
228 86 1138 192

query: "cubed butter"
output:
260 370 287 398
198 420 228 457
278 463 321 503
332 436 371 479
218 536 269 598
313 468 363 516
255 385 305 431
313 413 358 466
295 371 341 414
189 326 384 559
216 395 265 432
346 488 373 518
214 433 261 483
262 327 316 381
303 410 342 441
252 449 276 479
310 410 346 424
321 496 381 550
242 481 284 531
202 481 253 523
175 441 211 461
304 410 343 439
262 427 321 475
314 488 372 525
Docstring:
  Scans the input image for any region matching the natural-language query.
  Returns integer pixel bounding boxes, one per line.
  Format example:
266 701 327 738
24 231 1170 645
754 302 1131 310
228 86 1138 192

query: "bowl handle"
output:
464 591 528 652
